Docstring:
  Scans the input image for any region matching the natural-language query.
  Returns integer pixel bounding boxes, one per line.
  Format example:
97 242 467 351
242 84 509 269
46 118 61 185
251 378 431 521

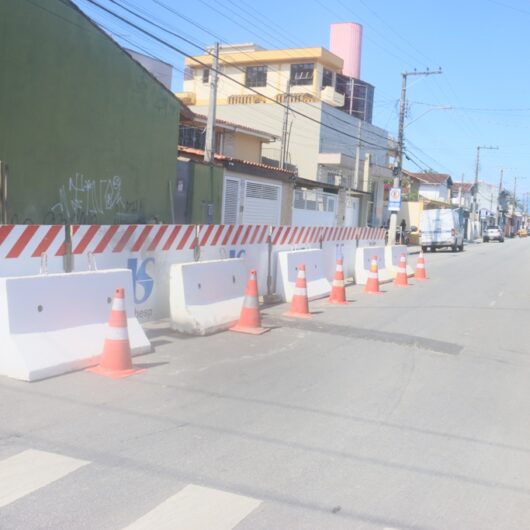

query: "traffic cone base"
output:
88 287 144 379
230 269 270 334
283 309 313 319
328 298 349 305
230 323 270 335
88 364 145 379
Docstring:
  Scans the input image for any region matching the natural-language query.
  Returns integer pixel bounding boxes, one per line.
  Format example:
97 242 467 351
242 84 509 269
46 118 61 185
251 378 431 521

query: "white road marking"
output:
489 300 497 307
123 484 261 530
0 449 89 508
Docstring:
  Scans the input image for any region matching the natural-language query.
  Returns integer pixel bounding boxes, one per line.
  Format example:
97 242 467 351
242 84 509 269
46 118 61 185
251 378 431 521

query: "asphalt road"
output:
1 238 530 529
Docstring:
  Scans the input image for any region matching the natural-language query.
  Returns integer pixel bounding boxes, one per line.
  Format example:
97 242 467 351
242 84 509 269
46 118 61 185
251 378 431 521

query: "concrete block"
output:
169 259 246 335
276 249 331 302
354 246 394 285
385 245 414 277
0 269 151 381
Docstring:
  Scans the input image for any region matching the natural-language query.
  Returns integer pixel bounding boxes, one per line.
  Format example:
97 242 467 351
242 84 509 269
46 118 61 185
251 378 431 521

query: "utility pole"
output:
388 68 442 245
204 42 219 164
458 173 464 207
497 169 503 225
279 82 291 170
523 192 530 226
472 145 498 239
512 176 526 234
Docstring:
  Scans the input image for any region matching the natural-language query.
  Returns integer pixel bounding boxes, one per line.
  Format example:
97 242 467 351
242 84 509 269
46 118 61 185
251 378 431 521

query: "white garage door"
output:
242 180 282 225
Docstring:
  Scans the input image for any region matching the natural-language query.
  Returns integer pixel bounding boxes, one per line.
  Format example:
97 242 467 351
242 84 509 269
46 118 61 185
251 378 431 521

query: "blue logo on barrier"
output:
128 258 155 304
229 249 246 259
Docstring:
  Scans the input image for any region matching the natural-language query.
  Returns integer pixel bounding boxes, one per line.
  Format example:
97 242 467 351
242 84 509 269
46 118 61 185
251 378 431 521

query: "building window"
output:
202 69 209 84
179 126 205 150
245 65 267 87
322 68 333 88
290 63 314 85
335 73 348 95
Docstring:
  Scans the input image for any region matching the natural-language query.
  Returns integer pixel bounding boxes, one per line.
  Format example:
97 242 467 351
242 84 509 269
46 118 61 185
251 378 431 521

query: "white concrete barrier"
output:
354 246 394 285
275 249 331 302
384 245 414 277
0 269 151 382
169 258 246 335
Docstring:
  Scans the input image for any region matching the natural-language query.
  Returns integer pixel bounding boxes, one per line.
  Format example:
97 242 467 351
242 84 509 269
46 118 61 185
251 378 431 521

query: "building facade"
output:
177 26 393 228
0 0 182 224
177 113 294 225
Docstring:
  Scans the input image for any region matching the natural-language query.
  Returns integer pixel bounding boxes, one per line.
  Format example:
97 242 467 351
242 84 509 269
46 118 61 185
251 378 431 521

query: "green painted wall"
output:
0 0 180 224
189 162 223 224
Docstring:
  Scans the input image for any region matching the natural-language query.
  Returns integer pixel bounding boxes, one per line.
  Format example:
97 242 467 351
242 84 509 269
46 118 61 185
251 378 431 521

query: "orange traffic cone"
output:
415 250 427 280
88 288 144 378
283 264 312 318
329 258 348 304
230 269 270 335
364 256 382 294
394 253 410 287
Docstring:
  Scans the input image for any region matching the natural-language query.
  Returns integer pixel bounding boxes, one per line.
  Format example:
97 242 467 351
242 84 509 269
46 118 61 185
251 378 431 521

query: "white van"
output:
420 208 465 252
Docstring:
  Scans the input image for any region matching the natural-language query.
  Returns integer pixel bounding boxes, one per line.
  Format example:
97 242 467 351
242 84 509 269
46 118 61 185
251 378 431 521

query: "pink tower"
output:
329 22 363 79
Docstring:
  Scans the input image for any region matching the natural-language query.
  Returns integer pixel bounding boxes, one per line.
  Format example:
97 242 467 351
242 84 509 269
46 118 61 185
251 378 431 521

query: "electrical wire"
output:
79 0 392 151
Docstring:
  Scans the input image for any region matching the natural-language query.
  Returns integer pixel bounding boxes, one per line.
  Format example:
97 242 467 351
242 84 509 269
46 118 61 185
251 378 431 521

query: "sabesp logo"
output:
127 258 155 304
229 249 246 258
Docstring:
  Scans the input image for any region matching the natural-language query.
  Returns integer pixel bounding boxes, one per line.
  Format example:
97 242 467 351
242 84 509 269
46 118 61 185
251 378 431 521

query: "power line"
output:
146 0 396 144
80 0 391 150
410 100 530 113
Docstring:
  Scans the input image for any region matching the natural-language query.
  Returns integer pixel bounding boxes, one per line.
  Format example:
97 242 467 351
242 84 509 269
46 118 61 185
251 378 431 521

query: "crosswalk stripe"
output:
122 484 262 530
0 449 89 508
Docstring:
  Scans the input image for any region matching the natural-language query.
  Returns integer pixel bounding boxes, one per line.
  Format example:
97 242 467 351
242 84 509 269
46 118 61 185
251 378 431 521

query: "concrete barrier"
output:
0 269 151 382
169 258 246 335
354 246 394 285
275 249 331 302
385 245 414 277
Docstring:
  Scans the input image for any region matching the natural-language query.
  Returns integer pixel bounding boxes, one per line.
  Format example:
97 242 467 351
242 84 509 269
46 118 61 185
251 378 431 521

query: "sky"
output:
74 0 530 199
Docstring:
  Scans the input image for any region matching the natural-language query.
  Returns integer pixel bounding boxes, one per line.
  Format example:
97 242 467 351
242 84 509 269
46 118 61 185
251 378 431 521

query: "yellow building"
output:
176 35 394 228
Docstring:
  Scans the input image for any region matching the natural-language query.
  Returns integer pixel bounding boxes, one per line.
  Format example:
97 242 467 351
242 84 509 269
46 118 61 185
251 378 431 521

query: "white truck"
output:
419 208 465 252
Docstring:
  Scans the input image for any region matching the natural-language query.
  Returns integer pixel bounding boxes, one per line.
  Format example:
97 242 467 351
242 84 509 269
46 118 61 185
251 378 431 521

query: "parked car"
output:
483 225 504 243
518 227 528 238
420 208 465 252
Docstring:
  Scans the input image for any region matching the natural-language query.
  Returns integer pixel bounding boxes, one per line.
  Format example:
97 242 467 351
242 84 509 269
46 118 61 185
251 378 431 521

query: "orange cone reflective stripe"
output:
415 250 427 280
230 269 270 335
394 253 409 287
329 258 348 304
283 264 312 318
364 256 381 294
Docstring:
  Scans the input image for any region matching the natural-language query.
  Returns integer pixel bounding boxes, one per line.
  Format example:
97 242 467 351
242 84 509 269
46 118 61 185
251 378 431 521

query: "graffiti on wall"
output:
46 174 143 224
